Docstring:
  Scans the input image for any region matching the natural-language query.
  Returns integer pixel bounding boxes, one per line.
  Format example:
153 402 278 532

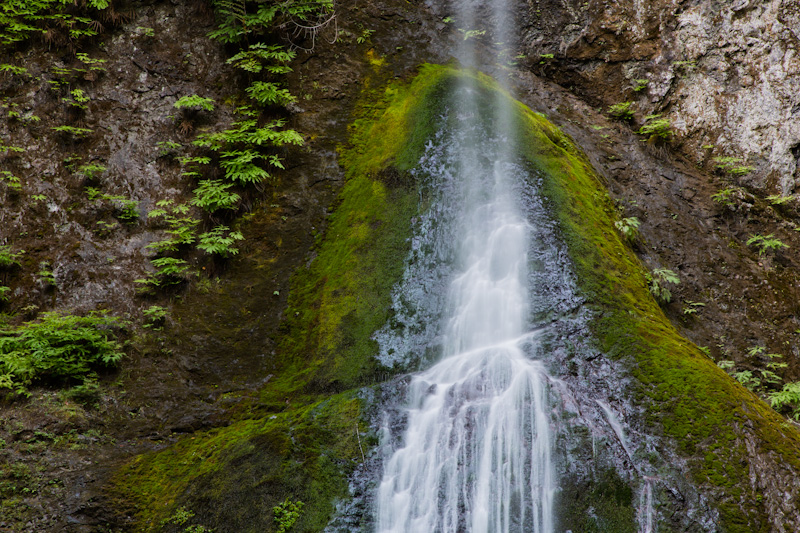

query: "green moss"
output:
115 393 365 531
556 469 637 533
115 64 800 531
497 73 800 530
112 63 455 531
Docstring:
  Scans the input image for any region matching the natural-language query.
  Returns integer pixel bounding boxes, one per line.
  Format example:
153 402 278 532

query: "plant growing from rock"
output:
142 305 168 329
197 225 244 257
638 114 672 141
0 311 125 397
0 245 23 268
746 234 788 256
608 101 634 120
768 382 800 420
191 179 241 212
273 498 304 533
614 216 640 242
645 267 679 304
174 94 215 112
713 156 753 176
632 78 649 91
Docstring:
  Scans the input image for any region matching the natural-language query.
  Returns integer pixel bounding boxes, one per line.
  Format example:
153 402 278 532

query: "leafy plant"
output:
632 78 649 91
0 246 24 268
713 156 753 176
174 95 215 112
142 305 168 329
273 499 304 533
766 194 794 206
156 141 182 157
682 301 705 316
746 234 788 256
145 200 199 252
0 171 21 191
191 180 241 212
51 125 93 138
608 101 634 120
197 225 244 257
768 382 800 420
63 88 90 110
356 27 374 44
0 311 125 396
0 285 10 302
645 267 680 304
135 257 193 290
77 163 107 181
0 64 27 76
38 261 56 288
711 187 745 208
614 216 640 241
638 114 673 141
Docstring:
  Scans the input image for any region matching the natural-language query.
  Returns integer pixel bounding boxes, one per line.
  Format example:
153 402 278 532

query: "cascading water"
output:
375 1 556 528
375 85 555 532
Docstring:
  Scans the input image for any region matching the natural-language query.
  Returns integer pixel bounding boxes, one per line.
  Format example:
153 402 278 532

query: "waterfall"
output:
375 2 556 530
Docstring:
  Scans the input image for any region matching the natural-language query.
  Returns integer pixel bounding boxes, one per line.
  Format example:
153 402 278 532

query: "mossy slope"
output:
114 64 800 531
111 64 457 531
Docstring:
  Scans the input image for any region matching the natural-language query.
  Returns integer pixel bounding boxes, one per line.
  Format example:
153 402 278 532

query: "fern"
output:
174 94 215 112
0 311 125 396
191 179 241 212
197 225 244 257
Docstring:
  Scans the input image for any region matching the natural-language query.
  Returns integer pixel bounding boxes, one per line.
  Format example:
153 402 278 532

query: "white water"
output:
375 122 555 531
375 0 556 525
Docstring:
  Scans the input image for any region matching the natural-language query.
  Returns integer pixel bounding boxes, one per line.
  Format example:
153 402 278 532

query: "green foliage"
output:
0 171 21 191
607 101 634 120
613 216 640 241
193 111 303 185
135 258 193 290
86 188 139 221
208 0 334 44
156 141 182 158
0 0 110 47
274 499 304 533
0 311 124 396
682 301 705 316
191 180 241 212
746 233 788 256
713 156 753 176
174 95 215 112
77 163 106 180
37 261 55 287
645 267 679 304
356 28 374 44
632 78 649 91
0 286 10 302
142 305 168 329
63 88 90 110
0 246 24 268
637 114 672 141
226 42 295 74
711 187 745 207
145 200 199 252
766 194 794 206
197 225 244 257
0 64 27 76
246 81 295 106
51 125 93 138
768 382 800 420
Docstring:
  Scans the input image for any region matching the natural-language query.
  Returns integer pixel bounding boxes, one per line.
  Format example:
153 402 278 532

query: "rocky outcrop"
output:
520 0 800 192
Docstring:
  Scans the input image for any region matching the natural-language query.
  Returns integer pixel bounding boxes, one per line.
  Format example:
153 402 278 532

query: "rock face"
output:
4 0 800 531
520 0 800 192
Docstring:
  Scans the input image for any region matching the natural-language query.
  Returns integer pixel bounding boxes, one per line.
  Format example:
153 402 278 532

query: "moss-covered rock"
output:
114 64 800 531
